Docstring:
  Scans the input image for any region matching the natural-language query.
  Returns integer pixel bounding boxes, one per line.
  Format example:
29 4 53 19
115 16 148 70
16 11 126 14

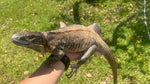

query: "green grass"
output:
0 0 150 84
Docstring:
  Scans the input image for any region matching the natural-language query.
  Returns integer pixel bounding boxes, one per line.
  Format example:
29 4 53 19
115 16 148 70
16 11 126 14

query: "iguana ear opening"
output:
38 45 46 56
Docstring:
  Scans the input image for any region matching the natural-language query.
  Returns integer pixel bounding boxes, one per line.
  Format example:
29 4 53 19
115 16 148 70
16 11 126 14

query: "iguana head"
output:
11 31 47 55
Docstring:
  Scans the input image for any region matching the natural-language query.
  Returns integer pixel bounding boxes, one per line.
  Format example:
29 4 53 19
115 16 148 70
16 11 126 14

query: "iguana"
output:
11 23 117 84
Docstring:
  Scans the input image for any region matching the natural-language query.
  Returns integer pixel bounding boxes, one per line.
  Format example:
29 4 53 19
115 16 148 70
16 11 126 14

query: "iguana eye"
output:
20 37 26 41
28 36 43 44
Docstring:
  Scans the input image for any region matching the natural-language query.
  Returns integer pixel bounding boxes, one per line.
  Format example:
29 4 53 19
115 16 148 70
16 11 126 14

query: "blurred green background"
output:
0 0 150 84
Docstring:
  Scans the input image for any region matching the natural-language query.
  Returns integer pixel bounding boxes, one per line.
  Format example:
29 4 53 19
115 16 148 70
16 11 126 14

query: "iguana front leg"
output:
46 49 65 66
66 45 97 78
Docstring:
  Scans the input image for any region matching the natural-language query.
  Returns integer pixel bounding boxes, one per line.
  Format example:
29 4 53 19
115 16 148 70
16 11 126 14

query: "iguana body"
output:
11 23 117 84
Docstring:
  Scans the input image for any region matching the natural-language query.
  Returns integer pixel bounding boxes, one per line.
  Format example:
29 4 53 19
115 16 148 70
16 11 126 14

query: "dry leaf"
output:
30 4 33 6
10 81 14 84
34 57 39 61
100 56 104 59
4 50 8 52
94 7 99 11
115 19 118 21
24 71 29 75
118 59 120 63
90 14 93 16
39 55 44 58
69 9 73 12
23 29 26 31
103 19 110 23
86 73 92 78
103 17 110 23
101 81 107 84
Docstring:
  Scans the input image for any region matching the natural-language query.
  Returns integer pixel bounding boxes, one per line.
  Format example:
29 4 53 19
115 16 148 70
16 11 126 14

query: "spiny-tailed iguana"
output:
11 23 117 84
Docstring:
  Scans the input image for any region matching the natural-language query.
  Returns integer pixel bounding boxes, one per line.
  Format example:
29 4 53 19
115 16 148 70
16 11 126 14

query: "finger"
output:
60 22 66 28
65 52 84 61
94 51 103 55
87 24 93 28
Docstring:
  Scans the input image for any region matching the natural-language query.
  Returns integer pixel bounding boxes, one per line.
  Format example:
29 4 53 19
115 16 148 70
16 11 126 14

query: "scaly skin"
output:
11 24 117 84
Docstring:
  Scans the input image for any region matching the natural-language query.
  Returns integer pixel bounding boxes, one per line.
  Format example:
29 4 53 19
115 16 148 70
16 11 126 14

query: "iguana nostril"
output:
11 33 21 42
12 34 18 39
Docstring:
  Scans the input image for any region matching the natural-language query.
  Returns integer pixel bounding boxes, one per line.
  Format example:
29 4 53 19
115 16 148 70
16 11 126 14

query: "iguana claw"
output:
65 64 78 78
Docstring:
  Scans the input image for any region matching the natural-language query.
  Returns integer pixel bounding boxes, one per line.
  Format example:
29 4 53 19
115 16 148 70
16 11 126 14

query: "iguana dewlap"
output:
11 23 117 84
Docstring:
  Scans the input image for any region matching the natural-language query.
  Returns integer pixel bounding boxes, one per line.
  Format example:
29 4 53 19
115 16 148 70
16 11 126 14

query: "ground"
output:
0 0 150 84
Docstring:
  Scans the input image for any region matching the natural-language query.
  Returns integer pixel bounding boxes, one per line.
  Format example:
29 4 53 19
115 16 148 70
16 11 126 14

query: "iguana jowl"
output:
11 23 117 84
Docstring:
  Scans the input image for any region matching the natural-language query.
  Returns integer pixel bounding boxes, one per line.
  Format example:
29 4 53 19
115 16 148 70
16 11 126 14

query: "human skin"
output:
19 59 65 84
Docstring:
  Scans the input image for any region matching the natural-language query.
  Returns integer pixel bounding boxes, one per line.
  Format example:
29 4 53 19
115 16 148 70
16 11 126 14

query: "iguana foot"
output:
66 64 79 78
